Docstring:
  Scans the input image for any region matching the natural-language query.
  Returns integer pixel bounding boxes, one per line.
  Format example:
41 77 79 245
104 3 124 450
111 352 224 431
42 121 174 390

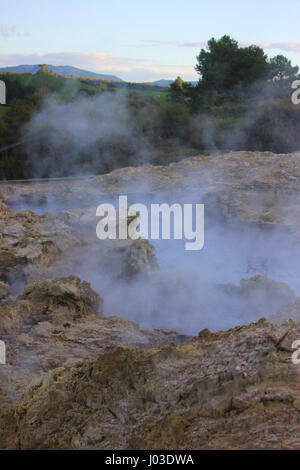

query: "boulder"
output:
219 274 295 318
20 275 102 324
240 274 294 302
0 210 82 285
113 238 159 279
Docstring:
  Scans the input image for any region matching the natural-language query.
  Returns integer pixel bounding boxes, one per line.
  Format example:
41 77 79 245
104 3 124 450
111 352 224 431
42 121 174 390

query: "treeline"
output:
1 35 300 179
167 36 300 153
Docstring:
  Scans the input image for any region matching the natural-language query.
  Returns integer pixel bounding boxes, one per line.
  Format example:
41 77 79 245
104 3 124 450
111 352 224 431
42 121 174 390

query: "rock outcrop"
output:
5 151 300 226
219 274 295 318
3 318 300 450
0 206 82 283
21 275 102 324
0 276 190 441
0 201 158 287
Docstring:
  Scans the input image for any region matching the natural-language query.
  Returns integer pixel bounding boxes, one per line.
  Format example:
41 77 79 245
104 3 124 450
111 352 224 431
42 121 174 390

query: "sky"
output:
1 0 300 82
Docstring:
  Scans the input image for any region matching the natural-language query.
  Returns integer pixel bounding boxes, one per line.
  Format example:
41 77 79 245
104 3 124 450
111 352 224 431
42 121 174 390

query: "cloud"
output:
249 42 300 53
141 39 300 54
0 24 16 38
3 40 300 82
140 40 207 48
0 51 197 82
0 24 29 38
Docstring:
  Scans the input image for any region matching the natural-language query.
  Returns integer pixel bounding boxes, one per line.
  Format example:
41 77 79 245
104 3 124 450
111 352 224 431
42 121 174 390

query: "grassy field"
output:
139 89 169 106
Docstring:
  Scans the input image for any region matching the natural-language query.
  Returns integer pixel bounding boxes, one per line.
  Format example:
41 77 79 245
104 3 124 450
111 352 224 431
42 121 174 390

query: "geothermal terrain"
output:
1 150 300 449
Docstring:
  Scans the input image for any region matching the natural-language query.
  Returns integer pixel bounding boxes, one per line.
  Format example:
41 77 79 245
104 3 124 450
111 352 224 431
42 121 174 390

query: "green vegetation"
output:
134 89 168 106
0 35 300 179
0 107 8 117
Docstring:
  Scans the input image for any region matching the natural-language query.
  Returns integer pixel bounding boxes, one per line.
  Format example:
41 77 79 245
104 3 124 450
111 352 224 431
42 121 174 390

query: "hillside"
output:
0 64 200 87
0 64 123 82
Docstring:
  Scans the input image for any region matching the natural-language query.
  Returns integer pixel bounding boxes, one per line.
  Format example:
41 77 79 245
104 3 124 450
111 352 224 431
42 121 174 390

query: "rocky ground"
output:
5 150 300 226
0 151 300 449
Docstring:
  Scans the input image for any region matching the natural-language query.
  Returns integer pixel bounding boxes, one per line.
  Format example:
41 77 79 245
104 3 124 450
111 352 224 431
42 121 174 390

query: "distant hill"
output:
152 79 198 87
0 64 123 82
151 80 173 87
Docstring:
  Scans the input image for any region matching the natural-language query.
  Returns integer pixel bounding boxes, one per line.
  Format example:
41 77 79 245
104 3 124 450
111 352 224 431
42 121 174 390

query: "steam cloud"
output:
23 91 158 177
14 90 300 335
